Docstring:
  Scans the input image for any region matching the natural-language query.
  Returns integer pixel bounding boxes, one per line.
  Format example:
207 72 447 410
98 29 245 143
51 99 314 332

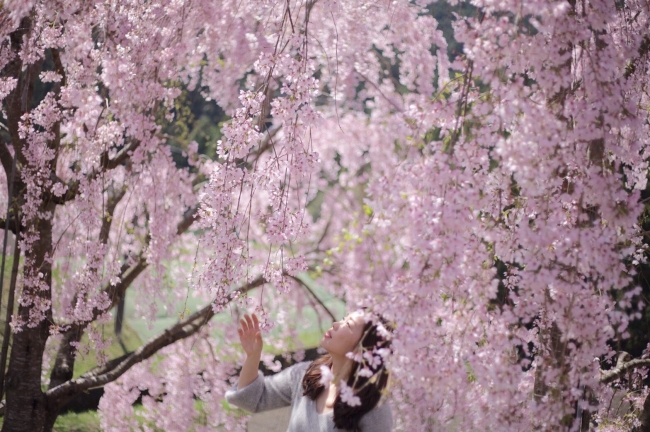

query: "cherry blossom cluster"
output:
105 0 650 428
1 0 648 430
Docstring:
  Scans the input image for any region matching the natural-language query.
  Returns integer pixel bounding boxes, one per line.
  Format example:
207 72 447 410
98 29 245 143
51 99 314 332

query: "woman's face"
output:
320 311 366 357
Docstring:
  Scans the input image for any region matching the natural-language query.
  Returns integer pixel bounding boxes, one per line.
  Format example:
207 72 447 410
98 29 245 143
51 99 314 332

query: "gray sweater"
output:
225 362 393 431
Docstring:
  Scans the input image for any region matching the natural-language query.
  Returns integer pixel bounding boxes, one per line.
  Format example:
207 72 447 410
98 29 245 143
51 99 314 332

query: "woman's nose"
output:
332 321 340 330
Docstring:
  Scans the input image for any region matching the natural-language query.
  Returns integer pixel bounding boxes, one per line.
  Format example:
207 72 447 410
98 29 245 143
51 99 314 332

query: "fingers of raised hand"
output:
239 314 260 334
245 314 254 331
240 318 249 333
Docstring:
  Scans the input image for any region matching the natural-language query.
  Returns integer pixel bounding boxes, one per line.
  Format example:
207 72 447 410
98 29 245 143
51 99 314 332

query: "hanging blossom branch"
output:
58 204 200 337
45 275 266 403
2 0 647 430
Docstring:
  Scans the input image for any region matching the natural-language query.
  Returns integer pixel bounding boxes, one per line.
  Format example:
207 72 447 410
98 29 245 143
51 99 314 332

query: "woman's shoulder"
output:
292 360 313 371
280 361 312 386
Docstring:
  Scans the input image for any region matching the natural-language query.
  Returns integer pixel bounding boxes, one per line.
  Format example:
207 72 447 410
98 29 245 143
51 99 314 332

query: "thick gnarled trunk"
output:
2 326 51 432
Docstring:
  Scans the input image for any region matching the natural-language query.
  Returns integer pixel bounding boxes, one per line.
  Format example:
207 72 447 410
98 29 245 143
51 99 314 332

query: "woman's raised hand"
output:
238 313 263 357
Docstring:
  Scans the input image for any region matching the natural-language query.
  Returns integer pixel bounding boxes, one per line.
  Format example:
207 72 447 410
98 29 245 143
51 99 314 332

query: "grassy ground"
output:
53 411 101 432
0 252 16 349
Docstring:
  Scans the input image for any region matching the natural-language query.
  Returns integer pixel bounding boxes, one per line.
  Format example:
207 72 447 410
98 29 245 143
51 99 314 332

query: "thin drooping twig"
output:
287 274 336 321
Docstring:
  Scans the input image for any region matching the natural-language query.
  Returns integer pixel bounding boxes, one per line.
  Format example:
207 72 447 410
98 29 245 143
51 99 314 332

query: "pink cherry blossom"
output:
339 380 362 407
319 364 333 387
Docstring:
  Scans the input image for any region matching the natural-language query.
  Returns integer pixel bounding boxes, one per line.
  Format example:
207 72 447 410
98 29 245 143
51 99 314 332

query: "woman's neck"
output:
330 353 350 380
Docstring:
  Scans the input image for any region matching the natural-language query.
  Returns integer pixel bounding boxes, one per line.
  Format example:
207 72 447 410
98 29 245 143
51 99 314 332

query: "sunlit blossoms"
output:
0 0 648 431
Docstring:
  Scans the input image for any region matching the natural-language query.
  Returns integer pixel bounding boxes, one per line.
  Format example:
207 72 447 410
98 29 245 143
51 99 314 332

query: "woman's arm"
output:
226 313 307 413
225 362 309 413
237 313 263 389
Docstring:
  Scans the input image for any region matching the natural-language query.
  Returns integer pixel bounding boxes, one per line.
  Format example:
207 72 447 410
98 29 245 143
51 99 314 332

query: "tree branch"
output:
45 275 266 403
101 185 128 244
600 358 650 384
99 139 140 172
0 217 22 234
54 139 141 204
176 205 198 236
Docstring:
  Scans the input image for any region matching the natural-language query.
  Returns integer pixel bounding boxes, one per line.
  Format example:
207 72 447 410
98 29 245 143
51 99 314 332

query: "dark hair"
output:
302 313 394 432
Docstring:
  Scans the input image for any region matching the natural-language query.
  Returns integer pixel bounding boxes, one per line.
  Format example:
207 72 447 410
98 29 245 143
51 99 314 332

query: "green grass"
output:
53 411 101 432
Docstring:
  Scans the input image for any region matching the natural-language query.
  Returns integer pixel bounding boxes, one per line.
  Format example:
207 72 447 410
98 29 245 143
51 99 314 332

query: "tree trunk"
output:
637 390 650 432
1 209 56 432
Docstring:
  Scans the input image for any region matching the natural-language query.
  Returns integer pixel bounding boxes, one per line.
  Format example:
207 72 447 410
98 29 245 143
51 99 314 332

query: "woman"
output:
225 310 393 431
